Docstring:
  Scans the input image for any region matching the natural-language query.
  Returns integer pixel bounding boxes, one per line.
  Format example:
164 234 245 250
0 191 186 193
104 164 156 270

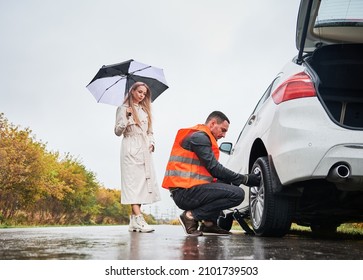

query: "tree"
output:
96 187 130 224
0 113 50 219
56 155 100 224
1 113 129 226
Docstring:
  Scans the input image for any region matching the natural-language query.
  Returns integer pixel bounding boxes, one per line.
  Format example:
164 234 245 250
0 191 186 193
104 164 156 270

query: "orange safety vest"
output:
162 124 220 189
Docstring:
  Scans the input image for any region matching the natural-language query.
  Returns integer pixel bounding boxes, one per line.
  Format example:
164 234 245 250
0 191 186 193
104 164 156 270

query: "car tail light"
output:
272 72 316 104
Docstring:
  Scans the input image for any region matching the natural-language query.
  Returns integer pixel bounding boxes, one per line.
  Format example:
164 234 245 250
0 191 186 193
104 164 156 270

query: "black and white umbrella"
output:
86 59 168 106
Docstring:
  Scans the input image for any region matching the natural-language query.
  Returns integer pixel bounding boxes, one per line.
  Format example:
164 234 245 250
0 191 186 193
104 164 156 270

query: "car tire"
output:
250 156 295 237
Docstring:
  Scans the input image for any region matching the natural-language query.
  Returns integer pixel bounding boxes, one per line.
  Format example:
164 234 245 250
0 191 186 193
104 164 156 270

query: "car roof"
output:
296 0 363 54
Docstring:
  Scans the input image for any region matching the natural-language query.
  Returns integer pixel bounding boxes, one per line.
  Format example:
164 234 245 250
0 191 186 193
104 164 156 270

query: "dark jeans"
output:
170 182 245 223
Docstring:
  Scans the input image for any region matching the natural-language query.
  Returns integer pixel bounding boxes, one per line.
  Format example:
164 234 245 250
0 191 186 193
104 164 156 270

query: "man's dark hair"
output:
205 111 230 124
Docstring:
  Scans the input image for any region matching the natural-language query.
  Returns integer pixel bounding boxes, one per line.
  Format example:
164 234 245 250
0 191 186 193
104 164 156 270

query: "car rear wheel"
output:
250 157 295 237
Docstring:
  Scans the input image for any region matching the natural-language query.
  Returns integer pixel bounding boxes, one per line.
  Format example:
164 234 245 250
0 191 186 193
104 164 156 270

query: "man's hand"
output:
243 173 261 187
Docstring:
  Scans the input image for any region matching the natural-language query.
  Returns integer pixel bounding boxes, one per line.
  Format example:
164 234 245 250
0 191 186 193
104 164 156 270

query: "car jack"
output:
232 209 255 235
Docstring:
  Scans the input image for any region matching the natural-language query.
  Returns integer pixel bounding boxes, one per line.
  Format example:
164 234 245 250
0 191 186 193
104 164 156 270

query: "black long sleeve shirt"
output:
181 131 245 186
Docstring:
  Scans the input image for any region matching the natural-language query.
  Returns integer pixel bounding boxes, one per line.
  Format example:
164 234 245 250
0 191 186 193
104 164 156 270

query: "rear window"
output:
315 0 363 27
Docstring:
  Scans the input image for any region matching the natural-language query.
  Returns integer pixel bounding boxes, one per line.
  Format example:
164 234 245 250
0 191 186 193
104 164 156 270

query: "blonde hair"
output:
123 82 153 129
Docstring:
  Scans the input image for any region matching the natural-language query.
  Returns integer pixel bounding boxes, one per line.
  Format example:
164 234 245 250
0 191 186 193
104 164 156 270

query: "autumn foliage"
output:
0 113 137 226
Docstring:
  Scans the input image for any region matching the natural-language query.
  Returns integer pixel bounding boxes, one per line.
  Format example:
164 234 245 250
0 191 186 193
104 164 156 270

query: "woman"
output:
114 82 160 232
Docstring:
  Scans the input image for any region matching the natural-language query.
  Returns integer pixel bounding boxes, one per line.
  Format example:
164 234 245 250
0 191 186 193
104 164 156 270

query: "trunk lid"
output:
296 0 363 62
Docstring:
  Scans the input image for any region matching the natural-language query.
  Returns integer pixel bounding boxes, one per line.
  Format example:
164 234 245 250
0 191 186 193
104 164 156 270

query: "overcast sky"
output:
0 0 301 218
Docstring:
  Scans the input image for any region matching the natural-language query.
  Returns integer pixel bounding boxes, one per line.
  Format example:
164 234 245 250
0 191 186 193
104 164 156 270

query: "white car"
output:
219 0 363 237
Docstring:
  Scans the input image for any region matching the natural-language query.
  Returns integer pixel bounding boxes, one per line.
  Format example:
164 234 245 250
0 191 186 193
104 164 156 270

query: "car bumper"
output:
268 98 363 188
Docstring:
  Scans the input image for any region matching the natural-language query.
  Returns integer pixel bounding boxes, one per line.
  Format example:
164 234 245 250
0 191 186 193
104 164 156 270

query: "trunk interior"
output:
306 44 363 129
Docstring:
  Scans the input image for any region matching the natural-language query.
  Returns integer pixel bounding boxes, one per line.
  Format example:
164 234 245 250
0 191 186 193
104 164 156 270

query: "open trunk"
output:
306 44 363 129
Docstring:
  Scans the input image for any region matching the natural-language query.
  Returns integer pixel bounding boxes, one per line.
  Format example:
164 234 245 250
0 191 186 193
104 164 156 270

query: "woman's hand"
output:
126 107 132 118
149 144 155 153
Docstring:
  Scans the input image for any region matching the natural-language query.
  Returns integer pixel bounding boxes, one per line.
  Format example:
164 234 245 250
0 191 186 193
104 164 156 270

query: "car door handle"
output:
248 115 256 125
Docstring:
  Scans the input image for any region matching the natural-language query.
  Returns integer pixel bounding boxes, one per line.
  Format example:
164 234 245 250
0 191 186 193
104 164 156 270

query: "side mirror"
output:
219 142 233 155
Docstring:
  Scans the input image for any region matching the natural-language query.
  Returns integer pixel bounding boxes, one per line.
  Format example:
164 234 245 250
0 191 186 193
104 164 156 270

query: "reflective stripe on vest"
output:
169 155 201 166
162 124 220 189
164 170 213 182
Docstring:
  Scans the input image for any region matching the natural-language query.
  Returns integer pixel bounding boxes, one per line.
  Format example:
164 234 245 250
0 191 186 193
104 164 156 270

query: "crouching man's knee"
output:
233 186 245 205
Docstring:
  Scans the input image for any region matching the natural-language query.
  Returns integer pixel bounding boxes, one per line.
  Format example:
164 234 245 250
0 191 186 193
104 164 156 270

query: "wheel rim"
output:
250 166 264 228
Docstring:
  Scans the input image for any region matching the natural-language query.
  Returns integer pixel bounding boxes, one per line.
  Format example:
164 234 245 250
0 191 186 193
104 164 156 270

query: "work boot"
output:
179 211 203 236
199 223 231 235
132 214 154 233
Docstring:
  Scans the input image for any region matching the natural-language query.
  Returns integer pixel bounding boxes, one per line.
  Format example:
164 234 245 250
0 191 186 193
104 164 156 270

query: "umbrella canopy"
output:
86 59 168 106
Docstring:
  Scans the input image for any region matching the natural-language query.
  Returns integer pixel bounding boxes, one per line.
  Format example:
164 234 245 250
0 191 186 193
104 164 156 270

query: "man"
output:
162 111 260 236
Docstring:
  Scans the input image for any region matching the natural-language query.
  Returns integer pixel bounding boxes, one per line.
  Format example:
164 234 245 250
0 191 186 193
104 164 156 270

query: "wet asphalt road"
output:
1 225 363 260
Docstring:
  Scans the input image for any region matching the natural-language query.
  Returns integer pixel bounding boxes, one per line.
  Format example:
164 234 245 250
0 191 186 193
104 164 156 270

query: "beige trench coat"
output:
114 104 160 204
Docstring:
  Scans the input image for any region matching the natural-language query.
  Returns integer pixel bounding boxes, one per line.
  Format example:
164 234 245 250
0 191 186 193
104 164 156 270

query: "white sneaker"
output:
133 214 154 233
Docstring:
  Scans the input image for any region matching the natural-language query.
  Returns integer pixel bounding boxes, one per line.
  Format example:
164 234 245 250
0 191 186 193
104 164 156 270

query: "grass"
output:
291 223 363 234
231 221 363 239
290 223 363 239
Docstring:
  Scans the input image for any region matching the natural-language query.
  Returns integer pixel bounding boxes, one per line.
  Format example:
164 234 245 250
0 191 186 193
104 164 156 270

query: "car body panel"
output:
268 98 363 185
220 0 363 235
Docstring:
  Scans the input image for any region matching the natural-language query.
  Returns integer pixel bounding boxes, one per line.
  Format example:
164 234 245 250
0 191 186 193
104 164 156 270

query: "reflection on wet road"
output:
1 225 362 260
